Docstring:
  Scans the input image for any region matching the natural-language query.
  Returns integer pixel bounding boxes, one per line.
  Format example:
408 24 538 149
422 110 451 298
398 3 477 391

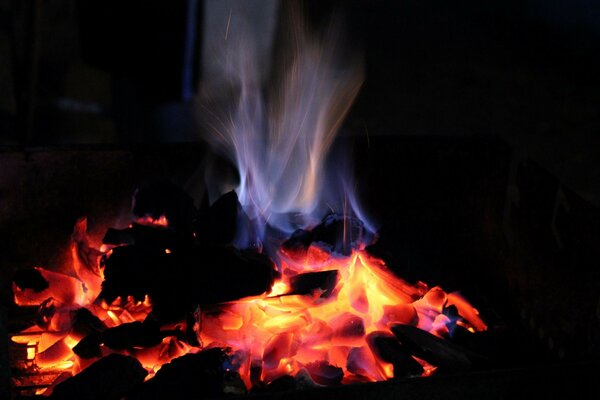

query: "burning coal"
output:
10 7 486 399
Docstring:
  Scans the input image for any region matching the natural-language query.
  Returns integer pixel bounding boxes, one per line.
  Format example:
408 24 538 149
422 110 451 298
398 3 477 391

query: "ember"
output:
9 6 487 399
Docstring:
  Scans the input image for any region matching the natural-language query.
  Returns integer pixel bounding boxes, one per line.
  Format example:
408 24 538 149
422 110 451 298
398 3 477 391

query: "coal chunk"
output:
194 190 255 247
13 268 49 292
283 213 375 256
288 270 339 298
50 354 147 400
127 348 245 400
305 360 344 385
103 321 164 350
71 308 106 338
366 331 424 378
391 324 472 373
100 244 277 322
132 181 197 232
103 224 178 250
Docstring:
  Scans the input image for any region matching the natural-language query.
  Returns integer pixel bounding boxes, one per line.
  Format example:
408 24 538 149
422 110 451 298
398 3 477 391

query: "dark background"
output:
0 0 599 205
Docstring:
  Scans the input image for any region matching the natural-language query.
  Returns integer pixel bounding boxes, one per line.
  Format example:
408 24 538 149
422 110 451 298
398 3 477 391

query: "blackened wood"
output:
72 332 102 359
366 331 423 378
102 223 178 249
13 268 48 292
100 244 277 323
305 361 344 386
70 308 106 338
49 354 147 400
391 324 472 373
194 190 253 246
127 348 244 400
102 321 164 350
283 213 375 256
288 270 339 298
132 181 197 232
266 375 297 392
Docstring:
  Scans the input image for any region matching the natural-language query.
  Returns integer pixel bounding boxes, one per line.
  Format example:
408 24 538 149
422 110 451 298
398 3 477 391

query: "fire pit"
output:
2 136 599 399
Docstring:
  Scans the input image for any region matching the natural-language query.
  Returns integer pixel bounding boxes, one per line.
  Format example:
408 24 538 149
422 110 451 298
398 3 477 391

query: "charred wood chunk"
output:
304 360 344 386
282 229 314 253
366 331 424 378
266 375 297 392
100 245 164 304
103 223 178 249
195 190 254 247
50 354 147 400
71 308 106 339
101 244 277 323
103 321 164 350
391 324 472 373
288 270 339 298
312 213 375 256
72 332 102 359
13 268 49 292
132 181 197 232
127 348 245 400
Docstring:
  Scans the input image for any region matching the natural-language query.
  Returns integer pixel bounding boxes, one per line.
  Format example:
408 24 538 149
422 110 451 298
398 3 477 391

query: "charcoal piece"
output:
390 324 472 373
13 268 49 292
100 245 165 304
127 348 244 400
132 181 197 232
100 244 277 323
288 270 339 298
103 321 164 350
72 332 102 359
50 354 147 400
103 223 178 250
331 312 365 339
194 190 254 246
282 229 314 253
267 375 297 392
312 213 375 255
366 331 424 378
304 360 344 386
71 308 106 338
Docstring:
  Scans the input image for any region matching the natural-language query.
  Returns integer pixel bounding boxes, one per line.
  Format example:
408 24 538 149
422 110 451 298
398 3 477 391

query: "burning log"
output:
49 354 147 400
127 348 246 400
365 331 424 378
391 324 472 373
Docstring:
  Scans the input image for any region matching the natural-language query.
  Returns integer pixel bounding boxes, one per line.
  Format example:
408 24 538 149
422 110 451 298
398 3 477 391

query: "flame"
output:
200 5 366 244
135 215 169 227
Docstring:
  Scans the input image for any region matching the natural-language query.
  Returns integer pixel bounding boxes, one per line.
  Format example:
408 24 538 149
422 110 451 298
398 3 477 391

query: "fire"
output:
11 220 486 394
198 246 485 384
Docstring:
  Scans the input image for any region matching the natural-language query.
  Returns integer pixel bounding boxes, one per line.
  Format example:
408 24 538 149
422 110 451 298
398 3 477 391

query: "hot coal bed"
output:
2 136 600 400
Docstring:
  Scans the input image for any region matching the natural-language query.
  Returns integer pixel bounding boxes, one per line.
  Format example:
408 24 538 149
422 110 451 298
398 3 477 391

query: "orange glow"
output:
12 226 485 390
198 247 486 384
135 214 169 227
